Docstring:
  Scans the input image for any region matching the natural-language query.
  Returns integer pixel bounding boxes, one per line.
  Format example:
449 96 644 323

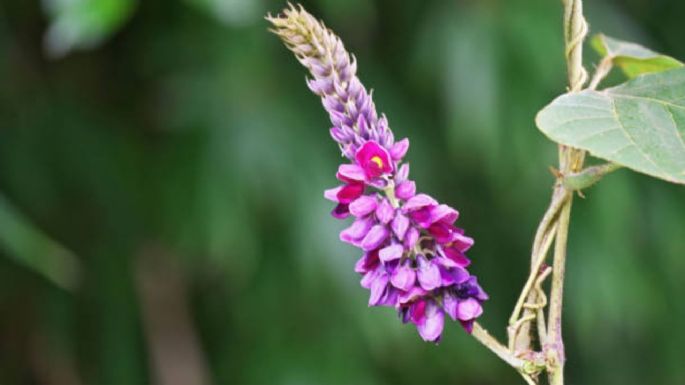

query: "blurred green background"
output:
0 0 683 384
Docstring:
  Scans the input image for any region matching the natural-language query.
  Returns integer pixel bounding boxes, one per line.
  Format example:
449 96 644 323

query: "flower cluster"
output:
268 4 487 342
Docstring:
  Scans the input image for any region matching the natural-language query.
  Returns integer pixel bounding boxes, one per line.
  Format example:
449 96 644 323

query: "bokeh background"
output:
0 0 684 384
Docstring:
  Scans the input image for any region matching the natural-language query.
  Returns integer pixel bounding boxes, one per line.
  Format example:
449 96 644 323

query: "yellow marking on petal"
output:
370 155 384 168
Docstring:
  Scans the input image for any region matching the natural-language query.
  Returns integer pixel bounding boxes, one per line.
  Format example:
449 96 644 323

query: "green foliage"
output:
537 68 685 184
591 34 683 78
0 194 80 290
43 0 135 57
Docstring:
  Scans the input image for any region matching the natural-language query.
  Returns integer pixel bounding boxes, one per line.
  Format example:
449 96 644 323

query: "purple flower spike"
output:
268 4 487 343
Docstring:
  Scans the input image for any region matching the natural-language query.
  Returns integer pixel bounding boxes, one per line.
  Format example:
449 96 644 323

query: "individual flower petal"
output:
354 250 380 274
379 243 404 262
369 272 390 306
438 265 469 286
417 255 441 291
360 224 389 251
395 163 410 183
324 186 343 202
389 138 409 160
428 222 453 244
395 180 416 200
459 320 475 334
349 195 378 217
404 227 420 250
429 204 459 225
337 164 366 182
402 194 437 212
375 198 395 224
456 298 483 321
378 286 399 307
336 182 364 203
410 208 433 228
360 267 380 289
390 260 416 291
398 286 427 306
417 301 444 342
440 246 471 267
391 213 410 241
354 141 393 179
340 217 373 245
451 232 475 252
331 203 350 219
442 291 459 321
409 299 427 324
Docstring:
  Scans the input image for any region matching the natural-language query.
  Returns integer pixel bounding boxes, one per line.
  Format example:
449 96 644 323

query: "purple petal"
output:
390 262 416 291
354 251 380 274
456 298 483 321
369 273 389 306
417 302 444 342
451 232 475 252
429 204 459 225
329 126 348 142
398 286 427 306
459 320 475 334
349 195 378 217
360 267 380 289
441 246 471 267
336 183 364 203
337 164 366 182
404 227 420 250
360 225 389 251
340 217 373 245
331 203 350 219
438 265 469 286
379 243 404 262
395 180 416 200
378 286 399 307
417 255 441 291
442 291 459 321
402 194 437 212
389 138 409 160
395 163 410 183
391 213 410 241
324 186 343 202
375 199 395 224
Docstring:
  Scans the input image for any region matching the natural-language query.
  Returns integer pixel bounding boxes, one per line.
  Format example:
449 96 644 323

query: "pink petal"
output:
389 138 409 160
349 195 378 217
375 199 395 224
456 298 483 321
337 164 366 182
379 244 404 262
402 194 437 212
391 213 410 241
395 180 416 200
360 225 389 251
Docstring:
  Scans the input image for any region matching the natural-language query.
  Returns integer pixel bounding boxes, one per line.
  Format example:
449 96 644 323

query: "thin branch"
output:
472 323 525 369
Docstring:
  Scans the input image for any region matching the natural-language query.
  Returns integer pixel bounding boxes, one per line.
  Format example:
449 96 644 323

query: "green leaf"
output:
591 34 683 78
43 0 135 58
0 194 81 290
536 68 685 185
